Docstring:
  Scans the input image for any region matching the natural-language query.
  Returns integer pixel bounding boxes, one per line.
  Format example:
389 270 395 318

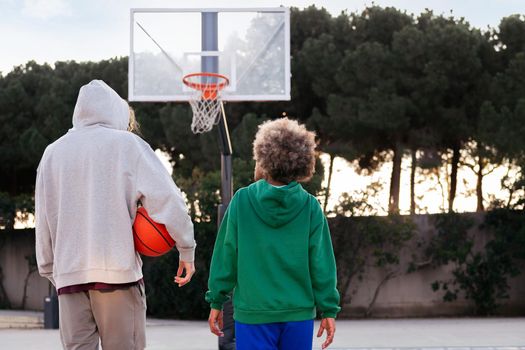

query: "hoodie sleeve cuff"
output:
178 246 195 262
210 303 223 310
321 312 338 319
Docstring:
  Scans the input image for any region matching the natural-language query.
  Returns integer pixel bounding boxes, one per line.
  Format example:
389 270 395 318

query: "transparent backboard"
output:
129 8 291 102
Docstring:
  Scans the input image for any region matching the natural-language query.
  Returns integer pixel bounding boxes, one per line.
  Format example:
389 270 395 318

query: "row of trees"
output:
1 6 525 228
294 7 525 214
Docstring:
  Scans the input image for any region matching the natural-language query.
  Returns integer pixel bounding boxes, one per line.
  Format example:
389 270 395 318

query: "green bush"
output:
330 214 415 308
426 211 525 315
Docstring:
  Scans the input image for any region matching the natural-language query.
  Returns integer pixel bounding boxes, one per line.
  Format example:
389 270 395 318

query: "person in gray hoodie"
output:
35 80 196 350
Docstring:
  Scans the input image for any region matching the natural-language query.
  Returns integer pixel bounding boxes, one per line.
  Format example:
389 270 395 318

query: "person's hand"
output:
208 309 224 336
317 317 336 349
173 260 195 287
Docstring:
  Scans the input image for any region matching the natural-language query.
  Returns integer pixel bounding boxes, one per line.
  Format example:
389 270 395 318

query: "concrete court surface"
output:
1 318 524 350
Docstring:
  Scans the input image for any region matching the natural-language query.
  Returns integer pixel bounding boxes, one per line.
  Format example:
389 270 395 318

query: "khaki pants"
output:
58 283 146 350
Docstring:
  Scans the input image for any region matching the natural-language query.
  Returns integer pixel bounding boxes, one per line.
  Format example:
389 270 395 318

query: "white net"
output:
184 74 228 134
188 91 223 134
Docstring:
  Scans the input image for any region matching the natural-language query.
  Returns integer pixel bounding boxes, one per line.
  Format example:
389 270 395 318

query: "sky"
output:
1 0 524 74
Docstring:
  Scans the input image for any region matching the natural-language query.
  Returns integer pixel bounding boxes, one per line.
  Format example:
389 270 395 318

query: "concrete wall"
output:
341 213 525 317
0 229 50 311
1 213 524 316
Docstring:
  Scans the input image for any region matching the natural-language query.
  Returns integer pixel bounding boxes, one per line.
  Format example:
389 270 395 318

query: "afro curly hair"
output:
253 118 317 184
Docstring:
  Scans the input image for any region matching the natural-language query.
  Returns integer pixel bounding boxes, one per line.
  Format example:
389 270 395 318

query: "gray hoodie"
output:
35 80 195 289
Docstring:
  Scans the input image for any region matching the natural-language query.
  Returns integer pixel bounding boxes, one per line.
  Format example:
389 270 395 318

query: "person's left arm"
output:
309 198 340 348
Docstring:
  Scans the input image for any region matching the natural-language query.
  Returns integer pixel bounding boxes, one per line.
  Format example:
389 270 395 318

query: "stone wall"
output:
340 213 525 317
1 213 524 316
0 229 50 311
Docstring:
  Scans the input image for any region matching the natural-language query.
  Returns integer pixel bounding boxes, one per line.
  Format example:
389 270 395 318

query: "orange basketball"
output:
133 207 175 257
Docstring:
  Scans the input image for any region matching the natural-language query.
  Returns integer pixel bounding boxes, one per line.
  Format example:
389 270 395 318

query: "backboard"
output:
129 8 291 102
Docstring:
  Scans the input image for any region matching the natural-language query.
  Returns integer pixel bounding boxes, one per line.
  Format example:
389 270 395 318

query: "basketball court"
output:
1 316 524 349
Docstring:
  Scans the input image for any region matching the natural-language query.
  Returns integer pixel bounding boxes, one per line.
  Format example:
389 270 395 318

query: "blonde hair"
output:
128 106 141 134
253 118 317 184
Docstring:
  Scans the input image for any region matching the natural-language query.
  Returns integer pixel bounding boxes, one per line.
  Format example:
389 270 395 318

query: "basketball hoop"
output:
183 72 229 134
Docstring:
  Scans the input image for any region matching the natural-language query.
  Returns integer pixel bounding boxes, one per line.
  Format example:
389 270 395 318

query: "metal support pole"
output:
217 102 233 217
202 12 236 350
217 106 235 350
202 12 218 77
217 103 233 205
217 103 235 350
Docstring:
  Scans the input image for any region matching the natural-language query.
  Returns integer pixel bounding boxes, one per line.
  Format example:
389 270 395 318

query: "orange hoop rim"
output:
182 72 230 92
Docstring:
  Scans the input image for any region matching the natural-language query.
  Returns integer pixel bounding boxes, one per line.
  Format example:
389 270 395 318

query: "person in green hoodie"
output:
206 118 340 350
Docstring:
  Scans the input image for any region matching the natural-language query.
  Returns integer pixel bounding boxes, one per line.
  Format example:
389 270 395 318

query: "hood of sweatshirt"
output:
72 80 129 131
247 180 309 228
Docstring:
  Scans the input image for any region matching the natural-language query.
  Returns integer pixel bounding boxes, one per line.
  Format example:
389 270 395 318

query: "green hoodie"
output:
205 180 340 324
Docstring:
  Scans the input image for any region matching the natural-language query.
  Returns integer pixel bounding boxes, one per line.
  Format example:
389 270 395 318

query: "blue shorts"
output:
235 319 314 350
